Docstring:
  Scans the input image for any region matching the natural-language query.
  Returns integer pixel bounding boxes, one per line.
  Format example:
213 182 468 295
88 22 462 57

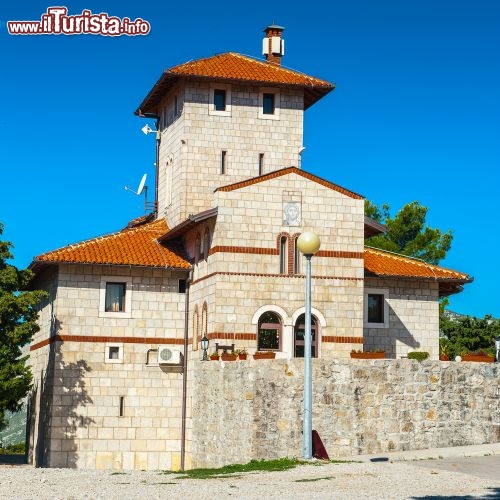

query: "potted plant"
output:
350 349 385 359
220 350 238 361
439 341 450 361
209 351 220 361
461 350 495 363
235 348 248 360
253 351 276 360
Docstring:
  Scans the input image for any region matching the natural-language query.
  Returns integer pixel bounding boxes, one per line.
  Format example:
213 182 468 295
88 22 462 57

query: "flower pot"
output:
350 351 385 359
238 353 248 360
209 355 219 361
461 354 494 363
253 351 276 360
220 354 237 361
439 355 449 361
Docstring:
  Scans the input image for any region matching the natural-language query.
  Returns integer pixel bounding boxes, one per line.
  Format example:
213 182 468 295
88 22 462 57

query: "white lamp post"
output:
495 336 500 362
296 231 321 459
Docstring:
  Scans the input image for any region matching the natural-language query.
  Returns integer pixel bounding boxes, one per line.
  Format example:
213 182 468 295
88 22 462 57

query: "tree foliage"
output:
365 200 453 265
440 315 500 359
0 222 46 430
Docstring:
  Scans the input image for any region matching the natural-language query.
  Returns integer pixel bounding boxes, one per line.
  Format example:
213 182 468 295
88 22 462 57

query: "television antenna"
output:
125 174 156 213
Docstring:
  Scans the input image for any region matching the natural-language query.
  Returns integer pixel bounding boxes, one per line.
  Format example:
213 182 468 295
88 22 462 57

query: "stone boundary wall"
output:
191 359 500 468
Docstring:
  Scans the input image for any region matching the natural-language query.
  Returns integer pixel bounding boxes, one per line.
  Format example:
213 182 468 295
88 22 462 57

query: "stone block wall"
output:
192 358 500 468
157 81 304 226
28 264 192 470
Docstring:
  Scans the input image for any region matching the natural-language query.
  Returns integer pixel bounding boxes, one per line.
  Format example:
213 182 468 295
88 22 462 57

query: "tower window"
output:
214 89 226 111
259 88 280 120
259 153 264 176
221 150 227 174
263 93 275 114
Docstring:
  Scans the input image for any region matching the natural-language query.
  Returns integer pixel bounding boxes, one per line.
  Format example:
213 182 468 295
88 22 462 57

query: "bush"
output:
407 351 429 362
0 442 25 455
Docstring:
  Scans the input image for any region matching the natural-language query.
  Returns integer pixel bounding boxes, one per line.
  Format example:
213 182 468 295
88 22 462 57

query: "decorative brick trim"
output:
316 250 364 259
192 271 363 286
323 336 364 344
208 245 363 260
30 334 184 352
209 245 278 256
215 166 363 199
208 332 256 341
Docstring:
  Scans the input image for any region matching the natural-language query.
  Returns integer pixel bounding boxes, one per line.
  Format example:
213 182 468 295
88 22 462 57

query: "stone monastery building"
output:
27 26 471 470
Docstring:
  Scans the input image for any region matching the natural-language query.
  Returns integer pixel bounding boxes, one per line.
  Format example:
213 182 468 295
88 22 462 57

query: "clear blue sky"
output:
1 1 499 318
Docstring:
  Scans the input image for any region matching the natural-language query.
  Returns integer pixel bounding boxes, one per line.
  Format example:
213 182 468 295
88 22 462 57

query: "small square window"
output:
108 346 120 359
105 282 126 312
105 343 123 364
214 89 226 111
262 93 275 115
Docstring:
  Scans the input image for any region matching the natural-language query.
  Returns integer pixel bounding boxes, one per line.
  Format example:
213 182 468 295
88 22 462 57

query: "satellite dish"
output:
137 174 147 195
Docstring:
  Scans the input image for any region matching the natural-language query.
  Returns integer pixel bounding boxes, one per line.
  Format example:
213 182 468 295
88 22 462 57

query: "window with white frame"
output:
105 343 123 364
209 84 231 116
259 87 280 120
364 288 389 328
99 276 132 318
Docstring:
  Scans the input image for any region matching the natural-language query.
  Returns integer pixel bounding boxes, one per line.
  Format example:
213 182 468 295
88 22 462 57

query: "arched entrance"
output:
294 314 318 358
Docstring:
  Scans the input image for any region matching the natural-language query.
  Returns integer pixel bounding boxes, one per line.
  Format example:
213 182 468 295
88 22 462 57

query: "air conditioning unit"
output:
157 346 182 365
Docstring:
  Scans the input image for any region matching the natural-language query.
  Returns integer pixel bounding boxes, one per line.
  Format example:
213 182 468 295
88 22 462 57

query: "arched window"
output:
293 235 300 274
294 313 318 358
279 236 288 274
257 312 282 351
192 306 199 351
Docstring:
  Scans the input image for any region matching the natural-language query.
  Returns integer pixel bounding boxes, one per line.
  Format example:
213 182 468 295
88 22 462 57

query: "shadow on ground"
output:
412 487 500 499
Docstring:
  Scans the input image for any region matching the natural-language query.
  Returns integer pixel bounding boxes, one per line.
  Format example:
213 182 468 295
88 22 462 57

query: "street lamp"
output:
296 231 321 459
201 335 209 361
495 336 500 362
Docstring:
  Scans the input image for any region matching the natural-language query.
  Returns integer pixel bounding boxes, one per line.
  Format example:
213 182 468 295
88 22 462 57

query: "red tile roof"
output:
364 247 472 296
32 219 190 270
136 52 334 116
215 166 363 199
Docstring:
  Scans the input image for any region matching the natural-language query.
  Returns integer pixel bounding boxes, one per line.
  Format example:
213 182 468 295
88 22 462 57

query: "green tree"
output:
0 222 46 430
440 314 500 359
365 200 453 265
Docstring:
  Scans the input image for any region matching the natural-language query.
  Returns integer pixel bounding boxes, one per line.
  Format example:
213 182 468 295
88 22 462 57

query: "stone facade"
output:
192 359 500 468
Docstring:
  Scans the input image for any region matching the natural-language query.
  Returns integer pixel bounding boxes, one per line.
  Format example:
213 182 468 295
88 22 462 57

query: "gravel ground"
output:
1 460 500 499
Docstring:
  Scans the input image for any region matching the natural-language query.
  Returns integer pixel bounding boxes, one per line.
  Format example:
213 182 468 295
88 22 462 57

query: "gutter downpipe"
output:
180 267 193 471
